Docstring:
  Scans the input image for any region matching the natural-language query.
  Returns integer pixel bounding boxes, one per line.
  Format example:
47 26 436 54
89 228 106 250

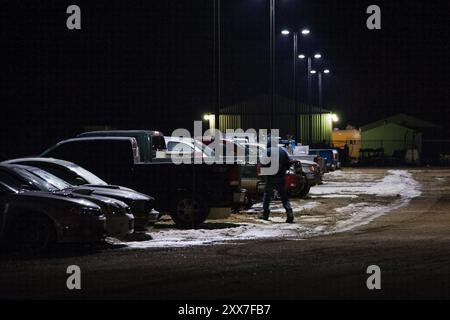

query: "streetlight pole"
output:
282 28 310 142
269 0 275 129
213 0 221 132
311 69 330 142
318 71 323 142
299 53 321 145
308 56 313 145
293 32 298 141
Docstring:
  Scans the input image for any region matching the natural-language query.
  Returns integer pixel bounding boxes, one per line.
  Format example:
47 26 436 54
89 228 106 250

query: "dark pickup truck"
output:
41 131 243 228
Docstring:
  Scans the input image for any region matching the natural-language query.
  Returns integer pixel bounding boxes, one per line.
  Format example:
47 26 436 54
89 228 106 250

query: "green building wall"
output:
361 123 422 157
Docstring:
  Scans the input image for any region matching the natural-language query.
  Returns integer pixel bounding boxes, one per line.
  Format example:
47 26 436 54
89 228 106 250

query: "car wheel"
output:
243 194 255 210
170 195 209 229
298 184 311 198
9 214 56 254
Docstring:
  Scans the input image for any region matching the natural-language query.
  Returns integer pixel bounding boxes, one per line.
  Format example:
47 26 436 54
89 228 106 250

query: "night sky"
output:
0 0 448 156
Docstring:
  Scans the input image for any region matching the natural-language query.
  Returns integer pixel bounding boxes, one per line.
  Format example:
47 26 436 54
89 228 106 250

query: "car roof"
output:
78 130 163 137
56 137 137 145
0 163 42 172
164 137 196 143
2 157 75 167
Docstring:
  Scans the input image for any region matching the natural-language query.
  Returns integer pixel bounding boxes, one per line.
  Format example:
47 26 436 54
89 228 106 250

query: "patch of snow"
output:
119 170 421 249
311 194 358 199
311 170 421 198
247 201 319 213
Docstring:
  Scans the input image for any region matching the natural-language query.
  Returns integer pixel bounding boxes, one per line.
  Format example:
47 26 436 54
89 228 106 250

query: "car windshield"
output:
67 164 107 185
23 167 72 191
12 168 63 192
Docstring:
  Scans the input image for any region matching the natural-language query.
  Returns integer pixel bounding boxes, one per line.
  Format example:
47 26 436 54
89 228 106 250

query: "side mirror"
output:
74 176 86 186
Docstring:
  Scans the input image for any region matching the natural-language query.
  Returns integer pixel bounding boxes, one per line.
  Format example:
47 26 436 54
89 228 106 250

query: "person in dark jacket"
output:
259 141 294 223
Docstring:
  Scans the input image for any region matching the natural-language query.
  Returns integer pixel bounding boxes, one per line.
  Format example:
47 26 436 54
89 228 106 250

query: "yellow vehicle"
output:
331 129 362 163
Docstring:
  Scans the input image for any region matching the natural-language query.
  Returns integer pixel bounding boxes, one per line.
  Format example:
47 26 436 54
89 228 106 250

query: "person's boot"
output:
286 210 294 224
258 211 270 221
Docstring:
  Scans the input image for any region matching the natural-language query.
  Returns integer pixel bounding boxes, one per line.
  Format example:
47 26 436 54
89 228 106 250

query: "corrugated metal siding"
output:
217 113 332 144
298 114 332 144
210 95 333 143
219 115 241 130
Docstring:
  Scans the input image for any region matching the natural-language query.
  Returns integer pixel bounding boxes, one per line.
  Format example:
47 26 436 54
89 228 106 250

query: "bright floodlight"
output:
310 70 317 74
203 114 211 121
281 29 290 35
332 114 339 122
298 54 306 59
314 53 322 59
301 29 310 35
324 69 331 74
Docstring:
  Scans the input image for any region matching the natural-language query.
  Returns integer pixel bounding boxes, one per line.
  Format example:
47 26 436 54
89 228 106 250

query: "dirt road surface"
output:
0 168 449 299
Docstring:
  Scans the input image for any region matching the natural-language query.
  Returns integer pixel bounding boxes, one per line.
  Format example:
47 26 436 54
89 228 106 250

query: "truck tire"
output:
298 184 311 198
290 183 311 198
170 195 209 229
8 213 56 254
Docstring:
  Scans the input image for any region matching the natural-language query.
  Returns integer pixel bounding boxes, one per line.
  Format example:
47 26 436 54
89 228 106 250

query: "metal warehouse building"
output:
207 95 334 145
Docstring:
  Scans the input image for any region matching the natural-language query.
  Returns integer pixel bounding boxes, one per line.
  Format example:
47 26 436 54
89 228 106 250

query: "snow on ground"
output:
120 169 422 249
309 170 421 198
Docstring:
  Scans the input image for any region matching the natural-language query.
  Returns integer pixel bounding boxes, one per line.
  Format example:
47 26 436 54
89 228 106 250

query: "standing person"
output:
259 140 294 223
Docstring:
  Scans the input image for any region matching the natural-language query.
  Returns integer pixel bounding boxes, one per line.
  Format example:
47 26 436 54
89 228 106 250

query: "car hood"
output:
84 185 153 200
53 189 130 213
300 160 318 166
16 190 101 210
75 186 153 203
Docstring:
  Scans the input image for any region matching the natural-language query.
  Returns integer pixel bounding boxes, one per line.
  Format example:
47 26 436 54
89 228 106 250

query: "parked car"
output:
0 181 106 253
293 154 327 175
3 158 158 231
309 149 340 171
41 132 243 229
163 137 214 160
0 164 134 238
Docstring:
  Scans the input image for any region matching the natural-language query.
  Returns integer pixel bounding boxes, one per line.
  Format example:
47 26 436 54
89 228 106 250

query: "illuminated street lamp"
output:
311 68 333 140
298 53 322 144
281 28 311 141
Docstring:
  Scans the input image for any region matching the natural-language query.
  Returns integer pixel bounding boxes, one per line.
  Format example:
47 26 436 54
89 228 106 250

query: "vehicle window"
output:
167 142 194 153
195 141 215 157
9 168 51 191
152 136 166 151
0 169 27 189
25 168 71 190
0 182 15 195
68 165 107 185
28 163 85 186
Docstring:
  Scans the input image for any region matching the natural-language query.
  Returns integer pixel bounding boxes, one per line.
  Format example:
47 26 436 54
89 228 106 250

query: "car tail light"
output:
285 175 300 190
228 165 240 186
256 163 262 176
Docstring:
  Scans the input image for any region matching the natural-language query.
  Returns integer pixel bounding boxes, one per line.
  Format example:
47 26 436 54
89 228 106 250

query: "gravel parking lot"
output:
1 168 449 299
